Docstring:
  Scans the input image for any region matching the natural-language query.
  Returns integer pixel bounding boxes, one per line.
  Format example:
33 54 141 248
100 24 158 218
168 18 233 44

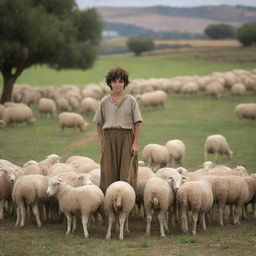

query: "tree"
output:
204 23 235 39
237 23 256 47
126 36 155 56
0 0 102 103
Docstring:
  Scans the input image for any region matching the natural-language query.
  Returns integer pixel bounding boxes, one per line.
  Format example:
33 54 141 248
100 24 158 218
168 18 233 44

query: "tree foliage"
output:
126 36 155 56
204 23 235 39
0 0 102 103
237 23 256 47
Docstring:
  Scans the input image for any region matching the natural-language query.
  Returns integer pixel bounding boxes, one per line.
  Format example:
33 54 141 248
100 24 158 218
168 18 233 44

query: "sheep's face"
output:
47 180 61 196
168 174 188 192
78 174 92 185
0 168 16 182
48 154 60 164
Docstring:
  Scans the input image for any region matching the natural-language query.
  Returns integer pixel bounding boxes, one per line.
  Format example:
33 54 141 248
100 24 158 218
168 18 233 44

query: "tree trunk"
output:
1 70 22 104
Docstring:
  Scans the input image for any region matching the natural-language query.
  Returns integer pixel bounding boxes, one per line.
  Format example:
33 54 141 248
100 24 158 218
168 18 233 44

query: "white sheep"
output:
38 154 60 176
142 144 169 172
231 83 246 96
0 167 16 219
165 139 185 167
205 82 223 99
47 163 76 177
104 181 136 240
136 90 167 108
176 179 213 235
235 103 256 121
47 178 104 238
144 176 175 237
204 134 233 161
181 82 199 96
12 174 50 227
58 112 88 132
37 98 57 118
81 97 99 114
0 104 36 127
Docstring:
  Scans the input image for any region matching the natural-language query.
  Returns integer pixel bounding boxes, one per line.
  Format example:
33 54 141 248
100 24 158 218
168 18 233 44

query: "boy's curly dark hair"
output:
105 67 129 90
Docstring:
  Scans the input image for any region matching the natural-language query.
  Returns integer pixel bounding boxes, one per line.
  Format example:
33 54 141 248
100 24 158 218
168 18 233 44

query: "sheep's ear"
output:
56 178 63 184
0 169 7 174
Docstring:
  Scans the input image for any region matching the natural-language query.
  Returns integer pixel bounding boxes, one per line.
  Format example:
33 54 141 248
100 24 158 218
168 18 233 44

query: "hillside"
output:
97 5 256 35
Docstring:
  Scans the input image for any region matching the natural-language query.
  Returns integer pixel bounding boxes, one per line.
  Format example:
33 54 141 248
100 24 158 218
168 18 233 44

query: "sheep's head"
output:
167 174 188 193
47 154 60 164
228 151 233 159
177 167 188 176
47 178 62 196
203 161 215 170
78 174 92 185
0 167 16 182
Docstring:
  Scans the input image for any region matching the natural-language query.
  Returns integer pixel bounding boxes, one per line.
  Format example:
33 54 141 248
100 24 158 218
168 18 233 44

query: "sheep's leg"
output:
81 214 89 238
15 205 21 226
125 217 129 234
32 203 42 227
65 213 72 235
233 205 241 226
180 207 188 233
192 212 198 235
145 209 154 236
0 199 5 219
106 211 115 239
72 215 77 233
242 204 248 219
204 150 208 161
20 200 26 227
200 212 207 231
214 152 218 161
119 213 127 240
158 211 166 238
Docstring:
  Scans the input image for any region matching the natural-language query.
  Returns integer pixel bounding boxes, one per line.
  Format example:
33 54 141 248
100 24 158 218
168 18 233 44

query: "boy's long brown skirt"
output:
100 129 138 194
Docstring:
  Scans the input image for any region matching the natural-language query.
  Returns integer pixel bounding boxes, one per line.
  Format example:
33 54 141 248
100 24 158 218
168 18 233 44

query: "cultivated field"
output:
0 46 256 256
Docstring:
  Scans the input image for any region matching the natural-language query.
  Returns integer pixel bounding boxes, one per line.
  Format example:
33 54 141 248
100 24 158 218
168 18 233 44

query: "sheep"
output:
165 139 185 167
201 175 250 226
47 163 76 177
0 167 16 219
12 175 50 227
38 154 60 176
204 134 233 161
76 163 100 174
144 176 175 237
235 103 256 121
208 165 248 177
176 179 213 235
66 155 95 164
0 104 36 127
86 168 100 187
136 90 167 108
0 159 21 170
104 181 136 240
47 178 104 238
58 112 88 132
56 97 71 112
231 83 246 96
181 82 199 96
142 144 169 172
205 82 223 99
81 97 99 114
135 167 155 217
37 98 57 118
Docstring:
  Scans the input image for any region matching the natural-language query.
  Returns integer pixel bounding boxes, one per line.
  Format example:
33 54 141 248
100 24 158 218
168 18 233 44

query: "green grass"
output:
0 46 256 255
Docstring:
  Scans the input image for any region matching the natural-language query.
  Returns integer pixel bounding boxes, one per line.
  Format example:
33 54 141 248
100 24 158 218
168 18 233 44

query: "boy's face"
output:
111 78 125 92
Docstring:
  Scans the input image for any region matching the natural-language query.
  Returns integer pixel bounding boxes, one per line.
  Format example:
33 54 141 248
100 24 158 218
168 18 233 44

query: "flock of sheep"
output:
0 68 256 129
0 67 255 240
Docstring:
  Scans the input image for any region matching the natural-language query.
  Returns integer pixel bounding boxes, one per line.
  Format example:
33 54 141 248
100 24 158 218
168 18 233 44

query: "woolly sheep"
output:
12 175 50 227
76 162 100 174
81 97 99 114
0 167 16 219
204 134 233 161
47 163 76 177
136 90 167 108
231 83 246 96
144 176 175 237
176 179 213 235
205 82 223 99
58 112 88 132
47 178 104 238
1 105 36 127
104 181 136 240
165 139 185 167
235 103 256 121
201 175 250 226
181 82 199 95
208 165 248 177
38 154 60 176
56 97 72 112
37 98 57 118
142 144 169 172
86 168 100 187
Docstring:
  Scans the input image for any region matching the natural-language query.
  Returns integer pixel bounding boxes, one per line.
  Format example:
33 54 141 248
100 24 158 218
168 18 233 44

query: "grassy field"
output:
0 45 256 256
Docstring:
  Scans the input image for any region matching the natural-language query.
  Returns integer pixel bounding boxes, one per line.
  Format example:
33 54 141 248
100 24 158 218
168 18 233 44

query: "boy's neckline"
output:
110 93 128 104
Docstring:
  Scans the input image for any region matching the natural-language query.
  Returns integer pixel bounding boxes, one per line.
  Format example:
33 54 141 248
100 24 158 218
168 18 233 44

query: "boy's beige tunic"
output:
93 94 142 193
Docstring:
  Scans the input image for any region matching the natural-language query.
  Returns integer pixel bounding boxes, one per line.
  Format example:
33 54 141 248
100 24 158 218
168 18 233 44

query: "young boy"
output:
93 67 142 193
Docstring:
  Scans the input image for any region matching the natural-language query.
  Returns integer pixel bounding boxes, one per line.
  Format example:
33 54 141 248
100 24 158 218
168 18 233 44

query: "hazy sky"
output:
76 0 256 8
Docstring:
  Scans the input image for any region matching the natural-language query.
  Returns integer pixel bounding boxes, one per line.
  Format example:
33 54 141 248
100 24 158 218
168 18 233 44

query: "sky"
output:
76 0 256 8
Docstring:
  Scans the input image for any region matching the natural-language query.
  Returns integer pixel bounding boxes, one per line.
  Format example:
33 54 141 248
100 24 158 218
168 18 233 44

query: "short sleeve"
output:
93 102 103 125
131 97 143 123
